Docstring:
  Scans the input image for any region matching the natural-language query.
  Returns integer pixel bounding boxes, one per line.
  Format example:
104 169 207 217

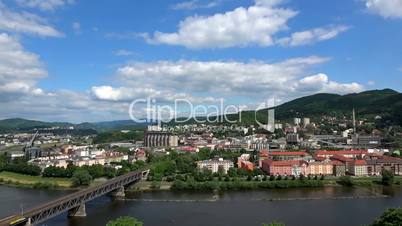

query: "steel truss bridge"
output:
0 169 149 226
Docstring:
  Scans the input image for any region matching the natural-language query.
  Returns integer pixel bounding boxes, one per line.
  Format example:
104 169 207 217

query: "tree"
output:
87 164 105 179
43 166 67 178
338 175 353 186
262 221 285 226
72 169 92 187
228 167 238 177
381 169 394 186
369 208 402 226
106 216 143 226
0 154 8 171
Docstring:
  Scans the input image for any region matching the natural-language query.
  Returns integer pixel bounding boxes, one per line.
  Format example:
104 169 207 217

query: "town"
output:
1 108 401 191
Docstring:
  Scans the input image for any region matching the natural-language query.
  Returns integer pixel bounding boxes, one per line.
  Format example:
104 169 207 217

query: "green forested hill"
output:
169 89 402 125
2 89 401 130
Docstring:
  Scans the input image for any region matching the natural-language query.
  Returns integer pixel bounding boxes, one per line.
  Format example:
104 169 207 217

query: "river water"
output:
0 185 401 226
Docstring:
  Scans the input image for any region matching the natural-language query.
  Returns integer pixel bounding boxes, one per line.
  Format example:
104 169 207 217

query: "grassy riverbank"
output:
127 176 402 192
0 171 73 189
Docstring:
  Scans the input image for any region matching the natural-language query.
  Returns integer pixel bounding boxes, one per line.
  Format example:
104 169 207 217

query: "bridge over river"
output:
0 169 149 226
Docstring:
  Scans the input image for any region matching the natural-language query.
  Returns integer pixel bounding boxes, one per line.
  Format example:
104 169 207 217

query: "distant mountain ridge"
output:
171 89 402 125
274 88 401 119
1 89 401 131
0 118 148 133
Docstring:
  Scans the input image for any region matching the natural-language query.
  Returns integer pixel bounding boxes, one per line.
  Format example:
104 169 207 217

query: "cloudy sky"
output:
0 0 401 122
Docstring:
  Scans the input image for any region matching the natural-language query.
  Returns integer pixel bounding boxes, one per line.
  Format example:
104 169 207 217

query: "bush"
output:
263 221 286 226
33 182 57 189
43 166 67 178
72 170 92 187
3 163 41 176
338 176 353 186
381 169 394 186
106 216 143 226
369 208 402 226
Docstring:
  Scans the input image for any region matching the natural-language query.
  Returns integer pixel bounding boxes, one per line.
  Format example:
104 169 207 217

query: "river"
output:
0 185 401 226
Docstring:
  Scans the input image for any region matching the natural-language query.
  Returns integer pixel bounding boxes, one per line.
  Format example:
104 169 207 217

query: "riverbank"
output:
127 176 402 192
0 171 108 190
2 170 401 192
0 171 73 189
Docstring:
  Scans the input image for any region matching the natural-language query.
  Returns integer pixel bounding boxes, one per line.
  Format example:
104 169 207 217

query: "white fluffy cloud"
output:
116 57 330 94
277 25 349 46
144 0 348 49
0 3 63 37
366 0 402 18
0 33 48 99
295 73 363 94
145 0 297 48
90 57 364 106
14 0 75 11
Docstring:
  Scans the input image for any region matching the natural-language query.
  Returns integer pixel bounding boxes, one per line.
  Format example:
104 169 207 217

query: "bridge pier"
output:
67 204 86 217
110 186 125 199
142 170 150 180
26 217 32 226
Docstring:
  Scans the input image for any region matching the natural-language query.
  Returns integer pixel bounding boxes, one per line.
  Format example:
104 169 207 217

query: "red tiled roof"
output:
313 155 326 161
262 159 305 166
269 151 308 156
331 160 344 166
259 150 269 157
352 160 367 166
316 150 368 156
330 154 353 162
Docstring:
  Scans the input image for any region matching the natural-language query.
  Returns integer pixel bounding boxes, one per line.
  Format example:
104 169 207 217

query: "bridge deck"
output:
0 169 148 226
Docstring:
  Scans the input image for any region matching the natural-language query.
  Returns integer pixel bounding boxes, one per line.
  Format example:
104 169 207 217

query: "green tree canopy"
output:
262 221 285 226
369 208 402 226
71 169 92 187
106 216 143 226
381 169 394 186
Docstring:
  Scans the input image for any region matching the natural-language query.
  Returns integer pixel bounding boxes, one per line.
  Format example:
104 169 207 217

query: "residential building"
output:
237 154 250 167
196 158 234 174
144 132 178 147
348 160 368 176
365 156 402 176
286 133 299 144
330 155 353 175
316 150 368 159
332 160 347 176
261 160 308 176
258 150 269 167
306 161 333 175
240 161 254 171
268 151 310 161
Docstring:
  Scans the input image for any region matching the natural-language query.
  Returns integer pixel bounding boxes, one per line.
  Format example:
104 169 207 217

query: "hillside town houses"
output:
1 114 400 180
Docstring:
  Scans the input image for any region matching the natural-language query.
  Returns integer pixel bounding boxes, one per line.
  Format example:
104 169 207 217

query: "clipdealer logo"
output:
128 97 275 131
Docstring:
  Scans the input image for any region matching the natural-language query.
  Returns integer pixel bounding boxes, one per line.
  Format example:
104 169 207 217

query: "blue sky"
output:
0 0 401 122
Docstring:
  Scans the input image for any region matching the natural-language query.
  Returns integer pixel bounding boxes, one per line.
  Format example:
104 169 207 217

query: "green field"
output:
0 171 72 188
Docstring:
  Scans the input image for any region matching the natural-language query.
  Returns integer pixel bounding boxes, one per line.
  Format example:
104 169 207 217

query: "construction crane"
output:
23 131 41 160
26 130 39 149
